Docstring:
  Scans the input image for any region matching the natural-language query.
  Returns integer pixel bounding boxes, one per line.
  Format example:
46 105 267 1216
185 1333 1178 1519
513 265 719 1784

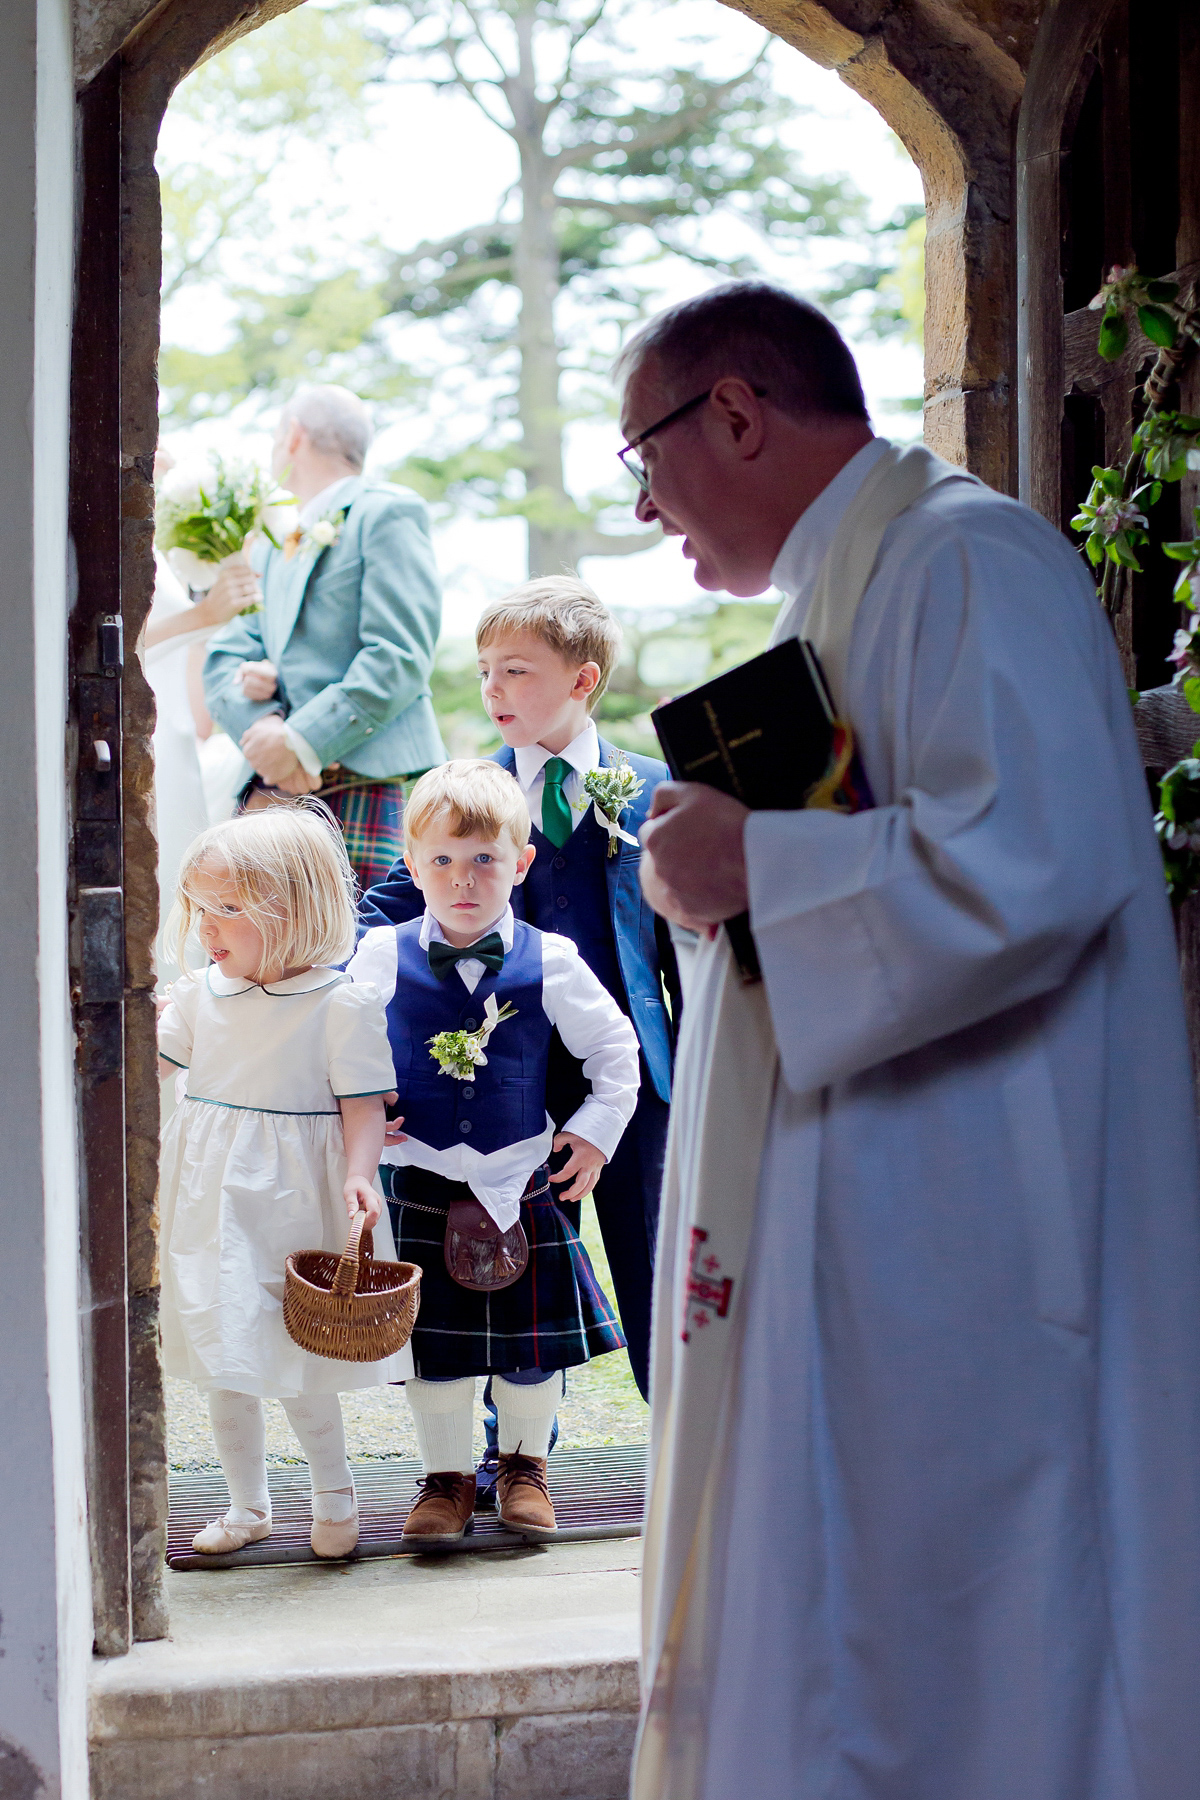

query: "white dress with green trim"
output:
158 963 414 1395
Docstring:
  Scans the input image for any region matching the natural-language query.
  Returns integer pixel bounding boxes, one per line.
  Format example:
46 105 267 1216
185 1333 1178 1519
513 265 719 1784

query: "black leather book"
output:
651 637 849 983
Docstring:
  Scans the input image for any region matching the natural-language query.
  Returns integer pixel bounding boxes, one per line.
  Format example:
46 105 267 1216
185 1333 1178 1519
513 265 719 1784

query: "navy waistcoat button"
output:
556 894 569 909
459 1119 472 1135
464 1017 478 1030
461 1085 474 1100
553 855 567 871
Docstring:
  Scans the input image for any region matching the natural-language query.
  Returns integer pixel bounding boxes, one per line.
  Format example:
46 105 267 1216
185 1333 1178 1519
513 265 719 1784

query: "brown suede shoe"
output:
497 1451 557 1539
401 1472 476 1547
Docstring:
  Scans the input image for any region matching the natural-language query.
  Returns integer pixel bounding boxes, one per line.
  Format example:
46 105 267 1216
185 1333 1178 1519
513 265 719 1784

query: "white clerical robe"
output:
687 445 1200 1798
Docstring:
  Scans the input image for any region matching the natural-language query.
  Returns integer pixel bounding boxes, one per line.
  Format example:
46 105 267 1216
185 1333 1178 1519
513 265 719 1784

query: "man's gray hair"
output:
615 282 868 424
281 385 373 471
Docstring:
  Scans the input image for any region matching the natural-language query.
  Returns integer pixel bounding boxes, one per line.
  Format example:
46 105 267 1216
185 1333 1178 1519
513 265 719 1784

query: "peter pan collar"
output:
205 964 345 997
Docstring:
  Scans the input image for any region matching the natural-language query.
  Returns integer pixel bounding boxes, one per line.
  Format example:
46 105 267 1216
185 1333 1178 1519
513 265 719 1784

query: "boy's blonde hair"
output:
404 760 530 853
476 576 622 709
168 803 358 979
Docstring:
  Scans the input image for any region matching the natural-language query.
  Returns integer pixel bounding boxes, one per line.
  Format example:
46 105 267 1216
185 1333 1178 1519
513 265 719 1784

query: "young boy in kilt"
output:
347 760 640 1543
360 580 681 1421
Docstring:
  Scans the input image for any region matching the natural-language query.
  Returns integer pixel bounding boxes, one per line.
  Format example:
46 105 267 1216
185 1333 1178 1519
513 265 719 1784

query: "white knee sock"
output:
207 1390 270 1523
493 1372 563 1459
405 1377 476 1475
280 1395 354 1523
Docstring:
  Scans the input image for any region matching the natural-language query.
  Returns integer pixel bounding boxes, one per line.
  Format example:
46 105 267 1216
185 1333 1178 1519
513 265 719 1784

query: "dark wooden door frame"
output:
70 0 313 1656
70 52 131 1660
1015 0 1121 526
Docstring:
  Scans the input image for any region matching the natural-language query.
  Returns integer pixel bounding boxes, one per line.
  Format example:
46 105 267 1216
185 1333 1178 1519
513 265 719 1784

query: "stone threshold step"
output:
90 1537 642 1800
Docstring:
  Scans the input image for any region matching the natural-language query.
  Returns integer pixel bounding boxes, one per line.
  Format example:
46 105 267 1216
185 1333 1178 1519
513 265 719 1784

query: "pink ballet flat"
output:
310 1492 359 1559
191 1511 272 1555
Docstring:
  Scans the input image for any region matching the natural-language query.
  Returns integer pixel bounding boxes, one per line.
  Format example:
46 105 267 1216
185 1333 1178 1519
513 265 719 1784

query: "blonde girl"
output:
157 803 411 1558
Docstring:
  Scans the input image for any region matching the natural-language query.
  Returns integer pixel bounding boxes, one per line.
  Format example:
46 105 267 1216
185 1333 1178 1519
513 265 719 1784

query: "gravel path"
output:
166 1199 649 1471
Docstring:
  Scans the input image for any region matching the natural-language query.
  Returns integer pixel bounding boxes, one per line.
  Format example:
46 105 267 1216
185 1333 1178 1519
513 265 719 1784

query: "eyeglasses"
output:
617 385 767 492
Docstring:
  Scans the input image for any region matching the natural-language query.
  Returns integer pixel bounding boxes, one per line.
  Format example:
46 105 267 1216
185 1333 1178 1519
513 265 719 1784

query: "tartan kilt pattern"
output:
319 772 405 891
384 1164 626 1378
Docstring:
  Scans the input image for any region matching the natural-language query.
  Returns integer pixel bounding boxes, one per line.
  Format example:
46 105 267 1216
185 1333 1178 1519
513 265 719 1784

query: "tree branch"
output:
554 0 607 101
551 56 766 173
573 525 662 557
455 0 512 82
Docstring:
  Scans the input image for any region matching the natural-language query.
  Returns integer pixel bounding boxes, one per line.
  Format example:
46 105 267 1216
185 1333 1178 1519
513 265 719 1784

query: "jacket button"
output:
349 715 358 723
459 1119 472 1135
365 726 373 734
556 894 569 909
553 855 567 871
461 1085 474 1100
464 1017 478 1030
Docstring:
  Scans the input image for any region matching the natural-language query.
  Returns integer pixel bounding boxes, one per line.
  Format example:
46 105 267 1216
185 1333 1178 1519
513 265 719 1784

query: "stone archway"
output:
73 0 1038 1652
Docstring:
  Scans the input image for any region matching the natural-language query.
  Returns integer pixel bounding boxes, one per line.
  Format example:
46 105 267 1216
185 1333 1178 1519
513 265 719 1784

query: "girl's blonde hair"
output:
168 803 358 979
404 759 530 852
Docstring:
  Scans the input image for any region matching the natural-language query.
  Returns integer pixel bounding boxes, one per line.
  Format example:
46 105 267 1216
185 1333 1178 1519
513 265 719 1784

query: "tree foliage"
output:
158 0 921 573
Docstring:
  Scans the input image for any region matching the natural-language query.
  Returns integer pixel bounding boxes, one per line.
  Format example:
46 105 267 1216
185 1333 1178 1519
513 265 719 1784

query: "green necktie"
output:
540 756 573 849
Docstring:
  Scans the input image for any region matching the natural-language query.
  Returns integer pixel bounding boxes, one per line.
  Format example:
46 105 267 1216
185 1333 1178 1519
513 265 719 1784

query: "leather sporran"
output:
444 1197 529 1292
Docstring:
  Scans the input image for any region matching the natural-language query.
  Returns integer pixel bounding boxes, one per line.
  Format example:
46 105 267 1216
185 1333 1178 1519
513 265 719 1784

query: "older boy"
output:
348 761 639 1542
360 579 680 1410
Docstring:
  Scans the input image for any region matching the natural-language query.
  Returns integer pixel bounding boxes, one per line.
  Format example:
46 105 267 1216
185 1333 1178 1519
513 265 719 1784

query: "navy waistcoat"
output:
521 807 626 1008
385 917 551 1154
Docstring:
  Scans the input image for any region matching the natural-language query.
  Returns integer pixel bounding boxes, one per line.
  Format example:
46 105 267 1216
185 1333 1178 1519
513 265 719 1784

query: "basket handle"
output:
332 1207 372 1297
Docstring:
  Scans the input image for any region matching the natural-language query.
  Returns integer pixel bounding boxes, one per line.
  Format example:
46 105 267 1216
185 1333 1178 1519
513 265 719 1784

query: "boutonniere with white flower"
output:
576 754 645 857
427 995 518 1081
284 506 348 563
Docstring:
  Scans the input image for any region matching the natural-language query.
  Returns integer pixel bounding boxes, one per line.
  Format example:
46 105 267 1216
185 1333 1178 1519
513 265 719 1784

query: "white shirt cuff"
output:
561 1097 625 1163
283 723 323 779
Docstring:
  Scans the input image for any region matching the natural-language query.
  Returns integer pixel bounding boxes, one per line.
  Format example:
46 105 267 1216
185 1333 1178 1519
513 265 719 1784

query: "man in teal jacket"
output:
204 385 446 886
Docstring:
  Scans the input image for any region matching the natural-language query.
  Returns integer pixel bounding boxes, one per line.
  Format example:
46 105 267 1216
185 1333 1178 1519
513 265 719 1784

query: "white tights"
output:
207 1390 354 1524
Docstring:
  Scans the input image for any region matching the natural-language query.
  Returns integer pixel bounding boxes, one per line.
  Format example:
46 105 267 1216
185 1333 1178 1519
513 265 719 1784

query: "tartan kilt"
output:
383 1164 626 1379
318 772 405 891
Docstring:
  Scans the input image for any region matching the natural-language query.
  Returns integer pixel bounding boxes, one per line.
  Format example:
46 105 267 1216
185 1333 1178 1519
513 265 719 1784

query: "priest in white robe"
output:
617 282 1200 1800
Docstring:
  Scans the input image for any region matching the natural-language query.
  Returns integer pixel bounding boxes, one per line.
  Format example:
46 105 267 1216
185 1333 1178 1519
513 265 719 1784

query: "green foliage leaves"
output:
1090 265 1181 362
1070 465 1153 571
158 272 420 423
1156 755 1200 903
174 4 384 140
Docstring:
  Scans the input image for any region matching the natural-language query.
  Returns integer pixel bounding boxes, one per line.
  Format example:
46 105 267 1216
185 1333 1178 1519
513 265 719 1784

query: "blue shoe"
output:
474 1446 500 1512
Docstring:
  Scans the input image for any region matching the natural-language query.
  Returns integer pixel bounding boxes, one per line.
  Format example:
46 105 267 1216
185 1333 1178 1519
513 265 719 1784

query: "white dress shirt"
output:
346 904 640 1228
513 719 601 836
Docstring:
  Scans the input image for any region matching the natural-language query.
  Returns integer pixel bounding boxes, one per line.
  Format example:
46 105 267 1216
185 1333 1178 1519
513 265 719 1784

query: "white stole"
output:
632 443 975 1800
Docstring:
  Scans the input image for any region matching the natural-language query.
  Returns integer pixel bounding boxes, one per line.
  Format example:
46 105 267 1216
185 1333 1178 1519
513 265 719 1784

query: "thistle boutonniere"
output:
427 994 518 1081
577 754 645 857
285 506 348 563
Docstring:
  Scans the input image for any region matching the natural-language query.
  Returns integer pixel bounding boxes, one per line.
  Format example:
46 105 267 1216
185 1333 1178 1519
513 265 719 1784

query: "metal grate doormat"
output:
167 1446 645 1569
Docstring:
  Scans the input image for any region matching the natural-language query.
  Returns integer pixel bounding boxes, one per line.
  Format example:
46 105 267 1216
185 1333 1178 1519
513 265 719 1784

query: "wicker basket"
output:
284 1211 421 1364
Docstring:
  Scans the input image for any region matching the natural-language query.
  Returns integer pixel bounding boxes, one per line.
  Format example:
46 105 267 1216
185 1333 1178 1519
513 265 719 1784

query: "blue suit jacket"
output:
203 476 446 779
358 737 680 1102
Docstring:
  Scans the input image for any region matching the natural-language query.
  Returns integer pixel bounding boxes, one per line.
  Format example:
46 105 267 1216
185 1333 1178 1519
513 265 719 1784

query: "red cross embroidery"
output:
682 1227 733 1343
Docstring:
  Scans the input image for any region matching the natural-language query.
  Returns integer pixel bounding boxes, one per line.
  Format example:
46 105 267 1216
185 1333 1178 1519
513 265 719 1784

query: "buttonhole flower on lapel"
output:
576 754 645 857
285 507 347 563
427 995 518 1081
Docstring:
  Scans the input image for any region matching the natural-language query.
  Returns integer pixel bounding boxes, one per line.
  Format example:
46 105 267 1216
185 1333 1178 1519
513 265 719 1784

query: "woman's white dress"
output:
158 964 413 1396
141 555 214 971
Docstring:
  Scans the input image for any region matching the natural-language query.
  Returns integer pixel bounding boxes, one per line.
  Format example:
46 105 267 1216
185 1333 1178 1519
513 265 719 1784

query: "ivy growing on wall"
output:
1071 265 1200 899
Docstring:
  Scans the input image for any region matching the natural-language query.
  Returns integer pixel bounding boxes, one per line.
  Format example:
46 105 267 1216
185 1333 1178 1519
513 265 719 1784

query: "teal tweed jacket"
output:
203 476 446 780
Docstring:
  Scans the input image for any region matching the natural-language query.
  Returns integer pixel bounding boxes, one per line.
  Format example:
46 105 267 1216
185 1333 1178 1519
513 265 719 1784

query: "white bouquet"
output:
156 456 292 600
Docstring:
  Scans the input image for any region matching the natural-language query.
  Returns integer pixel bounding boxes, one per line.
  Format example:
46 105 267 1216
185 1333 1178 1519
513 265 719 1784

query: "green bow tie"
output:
427 932 505 980
540 755 573 849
